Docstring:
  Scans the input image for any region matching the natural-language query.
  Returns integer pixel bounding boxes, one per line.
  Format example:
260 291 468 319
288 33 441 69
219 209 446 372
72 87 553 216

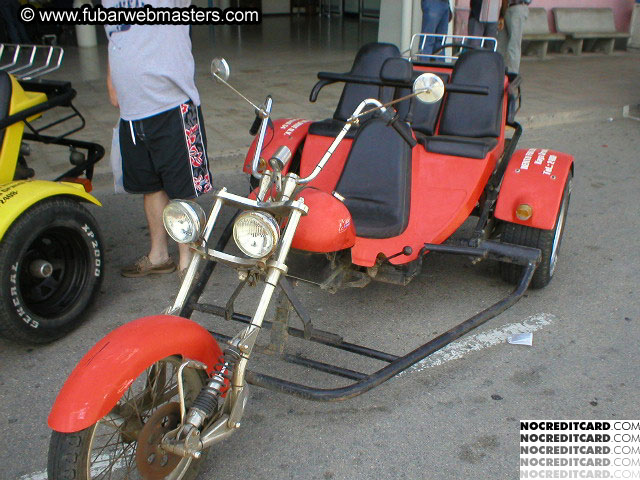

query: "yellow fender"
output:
0 180 101 241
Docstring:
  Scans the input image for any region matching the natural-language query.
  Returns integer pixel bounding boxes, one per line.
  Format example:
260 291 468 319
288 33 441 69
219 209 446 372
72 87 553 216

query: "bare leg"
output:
178 243 193 272
144 191 171 265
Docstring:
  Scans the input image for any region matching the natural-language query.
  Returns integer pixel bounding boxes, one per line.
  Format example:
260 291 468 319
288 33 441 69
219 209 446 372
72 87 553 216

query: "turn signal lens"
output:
515 204 533 221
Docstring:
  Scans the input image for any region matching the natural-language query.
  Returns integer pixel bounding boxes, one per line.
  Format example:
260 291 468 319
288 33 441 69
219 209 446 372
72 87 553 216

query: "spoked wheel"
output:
0 197 104 343
48 356 209 480
500 173 572 289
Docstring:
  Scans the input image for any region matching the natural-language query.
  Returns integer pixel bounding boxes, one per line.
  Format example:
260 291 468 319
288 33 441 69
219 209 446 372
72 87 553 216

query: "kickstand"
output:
279 277 314 340
225 279 247 322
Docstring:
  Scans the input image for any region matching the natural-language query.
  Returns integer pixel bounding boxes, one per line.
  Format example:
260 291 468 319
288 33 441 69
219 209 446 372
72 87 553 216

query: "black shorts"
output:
119 101 213 199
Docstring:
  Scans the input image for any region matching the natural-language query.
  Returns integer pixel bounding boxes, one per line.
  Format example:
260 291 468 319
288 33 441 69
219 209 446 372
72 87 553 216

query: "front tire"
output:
0 197 104 343
500 173 572 289
48 356 208 480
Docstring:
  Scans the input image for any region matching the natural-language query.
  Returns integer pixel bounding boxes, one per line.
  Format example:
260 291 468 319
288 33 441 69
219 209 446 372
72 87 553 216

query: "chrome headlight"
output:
163 200 206 244
233 211 280 259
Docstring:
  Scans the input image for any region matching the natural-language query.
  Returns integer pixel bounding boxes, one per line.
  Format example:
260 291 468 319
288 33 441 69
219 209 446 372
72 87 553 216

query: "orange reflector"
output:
515 204 533 221
61 177 93 193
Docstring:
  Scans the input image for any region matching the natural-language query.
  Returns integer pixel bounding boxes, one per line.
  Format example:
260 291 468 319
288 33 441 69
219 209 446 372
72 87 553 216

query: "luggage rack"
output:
408 33 498 62
0 44 64 79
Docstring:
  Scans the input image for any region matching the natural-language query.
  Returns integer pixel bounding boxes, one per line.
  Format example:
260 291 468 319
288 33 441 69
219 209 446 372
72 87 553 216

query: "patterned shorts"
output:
119 101 213 199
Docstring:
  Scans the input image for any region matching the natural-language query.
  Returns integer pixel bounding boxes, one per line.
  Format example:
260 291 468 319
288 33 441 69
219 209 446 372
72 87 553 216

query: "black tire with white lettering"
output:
0 197 103 344
500 173 572 289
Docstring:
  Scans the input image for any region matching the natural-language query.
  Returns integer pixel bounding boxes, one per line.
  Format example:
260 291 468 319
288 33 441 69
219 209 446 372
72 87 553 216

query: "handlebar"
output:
249 113 261 136
445 83 489 95
250 96 273 178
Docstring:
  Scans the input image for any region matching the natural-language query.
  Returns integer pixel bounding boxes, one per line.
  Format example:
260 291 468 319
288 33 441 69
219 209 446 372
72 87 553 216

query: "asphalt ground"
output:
1 114 639 479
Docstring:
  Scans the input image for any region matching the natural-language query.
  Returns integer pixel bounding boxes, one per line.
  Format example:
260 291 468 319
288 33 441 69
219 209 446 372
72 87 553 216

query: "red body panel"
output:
48 315 222 433
292 188 356 252
243 118 311 175
495 148 574 230
299 134 354 192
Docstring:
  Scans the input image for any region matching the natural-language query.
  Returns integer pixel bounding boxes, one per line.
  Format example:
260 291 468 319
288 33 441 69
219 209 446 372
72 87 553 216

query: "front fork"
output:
162 199 305 459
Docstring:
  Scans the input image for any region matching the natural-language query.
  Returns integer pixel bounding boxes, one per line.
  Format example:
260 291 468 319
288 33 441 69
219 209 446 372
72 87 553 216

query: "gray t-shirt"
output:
104 0 201 121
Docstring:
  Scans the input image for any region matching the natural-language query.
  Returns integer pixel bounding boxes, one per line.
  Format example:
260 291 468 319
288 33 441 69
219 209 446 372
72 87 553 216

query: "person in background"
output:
104 1 213 280
499 0 530 73
0 0 31 44
468 0 500 47
420 0 452 55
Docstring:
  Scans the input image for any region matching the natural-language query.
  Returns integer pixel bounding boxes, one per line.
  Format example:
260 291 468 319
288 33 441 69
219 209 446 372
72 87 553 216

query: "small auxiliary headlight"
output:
515 204 533 221
233 211 280 259
163 200 206 244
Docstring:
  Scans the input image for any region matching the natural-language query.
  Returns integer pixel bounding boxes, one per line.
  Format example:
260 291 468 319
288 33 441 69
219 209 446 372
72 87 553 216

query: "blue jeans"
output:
0 0 31 44
420 0 449 54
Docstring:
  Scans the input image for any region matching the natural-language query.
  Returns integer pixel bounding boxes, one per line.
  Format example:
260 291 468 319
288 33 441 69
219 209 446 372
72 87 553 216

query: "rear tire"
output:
48 356 208 480
500 173 572 289
0 197 104 343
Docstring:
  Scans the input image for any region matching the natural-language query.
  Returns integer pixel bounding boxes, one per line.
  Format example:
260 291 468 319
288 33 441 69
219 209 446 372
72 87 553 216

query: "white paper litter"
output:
507 332 533 346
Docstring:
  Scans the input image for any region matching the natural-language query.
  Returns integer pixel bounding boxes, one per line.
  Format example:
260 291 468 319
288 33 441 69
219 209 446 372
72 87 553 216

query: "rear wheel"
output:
0 197 104 343
48 356 208 480
500 173 572 289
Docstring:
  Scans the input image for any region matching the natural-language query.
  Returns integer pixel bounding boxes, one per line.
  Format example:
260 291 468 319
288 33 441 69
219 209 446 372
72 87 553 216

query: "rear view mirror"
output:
413 73 445 104
211 57 230 82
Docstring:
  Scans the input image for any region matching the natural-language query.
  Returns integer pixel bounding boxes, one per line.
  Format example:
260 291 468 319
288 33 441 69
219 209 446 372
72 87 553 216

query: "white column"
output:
378 0 414 51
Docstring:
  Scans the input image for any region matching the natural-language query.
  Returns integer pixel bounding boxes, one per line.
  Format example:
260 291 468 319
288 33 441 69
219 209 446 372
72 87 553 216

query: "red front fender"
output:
48 315 222 433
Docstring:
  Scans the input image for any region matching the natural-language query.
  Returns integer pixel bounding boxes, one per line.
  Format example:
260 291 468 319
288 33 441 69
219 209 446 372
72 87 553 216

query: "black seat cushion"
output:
419 135 498 159
439 50 505 138
335 118 411 239
0 71 12 148
308 118 358 139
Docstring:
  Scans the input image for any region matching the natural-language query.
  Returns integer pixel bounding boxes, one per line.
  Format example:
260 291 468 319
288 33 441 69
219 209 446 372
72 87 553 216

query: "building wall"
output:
454 0 635 33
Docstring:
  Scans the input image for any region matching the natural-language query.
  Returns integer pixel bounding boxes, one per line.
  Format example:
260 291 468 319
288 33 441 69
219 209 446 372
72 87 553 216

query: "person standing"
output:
0 0 31 44
420 0 452 55
499 0 530 73
468 0 500 46
104 0 213 279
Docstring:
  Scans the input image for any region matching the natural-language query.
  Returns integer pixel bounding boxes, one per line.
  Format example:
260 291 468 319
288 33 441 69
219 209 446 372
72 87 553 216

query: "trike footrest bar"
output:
423 240 541 266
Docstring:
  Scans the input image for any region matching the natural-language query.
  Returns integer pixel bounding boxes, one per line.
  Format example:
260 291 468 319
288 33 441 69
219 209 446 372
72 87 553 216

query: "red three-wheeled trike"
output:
47 36 573 479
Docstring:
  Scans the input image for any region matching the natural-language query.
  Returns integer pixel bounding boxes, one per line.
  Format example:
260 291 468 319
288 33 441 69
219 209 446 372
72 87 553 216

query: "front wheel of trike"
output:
48 356 209 480
499 173 572 289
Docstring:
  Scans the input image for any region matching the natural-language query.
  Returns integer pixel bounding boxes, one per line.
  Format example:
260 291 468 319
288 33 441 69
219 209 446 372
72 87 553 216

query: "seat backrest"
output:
553 8 617 34
439 50 505 138
524 8 551 35
403 72 450 137
333 42 401 122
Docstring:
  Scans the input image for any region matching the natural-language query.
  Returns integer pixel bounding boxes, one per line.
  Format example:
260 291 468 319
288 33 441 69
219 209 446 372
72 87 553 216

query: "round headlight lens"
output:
163 200 206 244
233 211 280 259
